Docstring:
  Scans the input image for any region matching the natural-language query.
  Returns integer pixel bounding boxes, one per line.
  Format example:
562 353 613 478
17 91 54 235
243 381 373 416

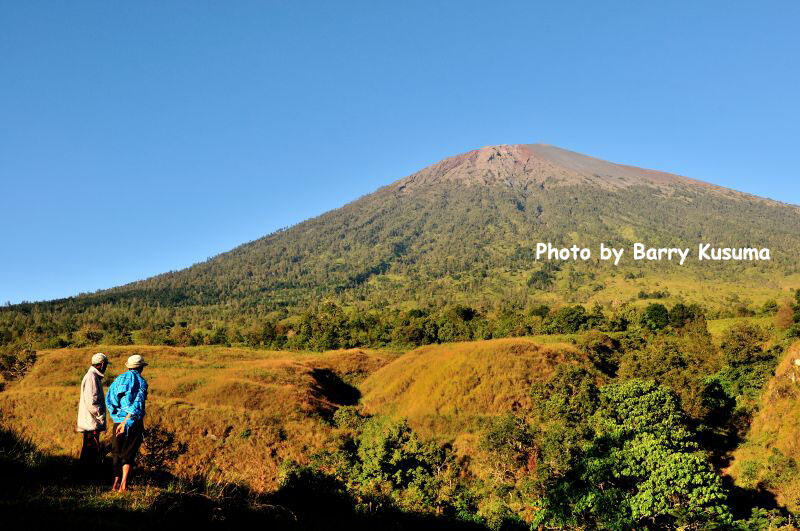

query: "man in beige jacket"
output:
77 352 109 472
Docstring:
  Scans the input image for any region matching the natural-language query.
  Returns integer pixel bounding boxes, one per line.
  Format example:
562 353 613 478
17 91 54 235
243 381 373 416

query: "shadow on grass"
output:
310 367 361 407
0 425 488 530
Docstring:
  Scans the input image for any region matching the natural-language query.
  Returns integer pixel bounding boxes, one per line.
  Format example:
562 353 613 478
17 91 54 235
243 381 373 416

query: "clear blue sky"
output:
2 1 799 304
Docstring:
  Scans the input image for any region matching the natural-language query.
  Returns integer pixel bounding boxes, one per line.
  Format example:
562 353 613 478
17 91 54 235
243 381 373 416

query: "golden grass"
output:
727 340 800 511
359 337 580 440
587 270 800 310
706 316 776 341
0 344 393 492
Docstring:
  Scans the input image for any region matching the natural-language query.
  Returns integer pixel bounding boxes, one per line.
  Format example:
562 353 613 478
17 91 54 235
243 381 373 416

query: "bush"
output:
706 323 781 411
318 414 463 516
641 303 670 331
720 323 767 368
551 305 588 333
575 331 619 376
139 423 188 482
332 405 366 431
527 270 554 290
669 303 704 328
0 347 36 381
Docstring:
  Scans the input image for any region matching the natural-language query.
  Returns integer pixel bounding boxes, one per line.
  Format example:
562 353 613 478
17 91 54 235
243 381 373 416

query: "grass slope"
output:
727 340 800 511
359 337 580 440
0 345 393 492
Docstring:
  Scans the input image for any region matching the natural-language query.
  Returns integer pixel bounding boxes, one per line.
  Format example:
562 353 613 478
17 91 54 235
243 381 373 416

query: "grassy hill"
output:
1 339 583 488
727 340 800 511
0 345 393 492
2 325 799 527
360 338 580 439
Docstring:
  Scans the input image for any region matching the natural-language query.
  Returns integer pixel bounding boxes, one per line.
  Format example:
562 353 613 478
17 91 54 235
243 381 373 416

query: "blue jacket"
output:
106 369 148 429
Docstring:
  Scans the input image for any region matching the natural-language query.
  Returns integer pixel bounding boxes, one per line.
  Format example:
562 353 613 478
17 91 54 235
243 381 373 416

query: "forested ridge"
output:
2 144 800 352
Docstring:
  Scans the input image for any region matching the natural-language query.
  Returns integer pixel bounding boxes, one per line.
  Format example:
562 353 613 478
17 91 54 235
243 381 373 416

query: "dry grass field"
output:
0 345 393 492
4 335 799 527
0 338 585 493
360 337 581 441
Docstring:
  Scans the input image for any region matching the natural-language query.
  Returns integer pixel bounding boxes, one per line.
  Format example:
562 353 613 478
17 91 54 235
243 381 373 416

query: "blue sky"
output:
1 1 799 304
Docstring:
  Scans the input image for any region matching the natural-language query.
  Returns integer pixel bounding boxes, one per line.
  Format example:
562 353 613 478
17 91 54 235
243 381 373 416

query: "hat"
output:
126 354 148 369
91 352 109 365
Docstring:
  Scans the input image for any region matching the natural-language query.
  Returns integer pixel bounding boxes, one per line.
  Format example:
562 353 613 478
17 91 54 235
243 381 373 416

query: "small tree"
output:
552 305 588 333
0 347 36 381
641 303 670 331
139 422 188 483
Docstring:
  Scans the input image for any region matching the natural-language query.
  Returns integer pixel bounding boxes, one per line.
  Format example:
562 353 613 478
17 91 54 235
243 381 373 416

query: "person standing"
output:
105 354 148 492
76 352 109 477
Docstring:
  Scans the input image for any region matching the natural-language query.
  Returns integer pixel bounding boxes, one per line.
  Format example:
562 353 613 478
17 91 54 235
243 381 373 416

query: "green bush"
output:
640 303 670 331
319 413 466 517
483 371 733 529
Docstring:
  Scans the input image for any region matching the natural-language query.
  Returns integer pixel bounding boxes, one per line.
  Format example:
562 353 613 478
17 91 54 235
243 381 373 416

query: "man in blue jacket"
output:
105 354 148 492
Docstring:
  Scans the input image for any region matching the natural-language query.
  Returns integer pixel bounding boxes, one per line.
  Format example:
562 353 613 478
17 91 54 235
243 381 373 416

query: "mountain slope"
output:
8 144 800 320
101 144 800 306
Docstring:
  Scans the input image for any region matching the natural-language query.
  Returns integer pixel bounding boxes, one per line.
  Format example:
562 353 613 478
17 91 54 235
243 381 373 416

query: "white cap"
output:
126 354 148 369
91 353 109 365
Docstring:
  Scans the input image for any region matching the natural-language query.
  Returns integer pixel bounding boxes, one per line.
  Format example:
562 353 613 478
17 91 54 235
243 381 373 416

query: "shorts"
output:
111 421 143 475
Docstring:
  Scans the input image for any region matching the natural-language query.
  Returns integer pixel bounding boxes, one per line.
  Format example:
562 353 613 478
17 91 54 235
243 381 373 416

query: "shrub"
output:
73 324 104 346
575 331 619 376
318 414 462 516
720 323 767 368
139 423 188 482
527 270 554 290
640 303 670 331
0 347 36 381
551 305 588 333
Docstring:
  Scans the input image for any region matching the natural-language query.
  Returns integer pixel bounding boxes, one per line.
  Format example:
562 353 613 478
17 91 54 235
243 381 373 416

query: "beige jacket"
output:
77 366 107 432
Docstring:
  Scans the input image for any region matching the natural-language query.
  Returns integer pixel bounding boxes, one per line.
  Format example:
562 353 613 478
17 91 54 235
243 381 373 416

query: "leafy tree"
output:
485 369 732 529
74 323 104 346
321 413 463 516
710 323 780 404
618 321 720 419
480 414 534 484
529 304 550 319
0 346 36 381
551 305 588 333
583 380 732 528
575 330 619 376
640 303 670 331
669 302 704 328
720 323 767 368
760 299 778 315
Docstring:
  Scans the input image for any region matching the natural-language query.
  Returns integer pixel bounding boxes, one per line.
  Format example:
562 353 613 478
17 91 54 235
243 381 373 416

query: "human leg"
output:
111 422 123 491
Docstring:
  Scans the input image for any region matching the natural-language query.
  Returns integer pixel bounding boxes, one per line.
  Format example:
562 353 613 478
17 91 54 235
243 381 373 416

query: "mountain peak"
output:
394 143 699 192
